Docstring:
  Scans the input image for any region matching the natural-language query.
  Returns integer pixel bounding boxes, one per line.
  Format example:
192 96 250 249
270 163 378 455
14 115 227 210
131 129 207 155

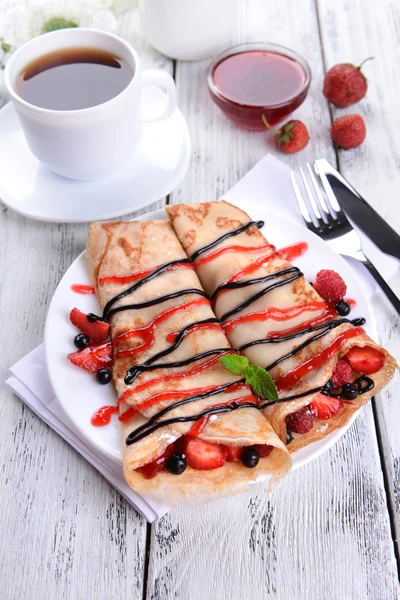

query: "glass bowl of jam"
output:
208 42 311 130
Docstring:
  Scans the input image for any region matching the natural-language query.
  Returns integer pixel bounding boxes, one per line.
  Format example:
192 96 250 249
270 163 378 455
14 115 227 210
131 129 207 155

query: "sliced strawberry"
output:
344 346 385 375
184 438 227 470
136 443 176 479
310 393 343 420
252 444 274 458
226 446 243 462
70 308 110 343
68 342 112 373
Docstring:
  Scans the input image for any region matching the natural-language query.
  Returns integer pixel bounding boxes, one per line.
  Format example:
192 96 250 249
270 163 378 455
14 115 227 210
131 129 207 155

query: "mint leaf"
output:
41 18 78 34
219 354 249 376
245 365 278 400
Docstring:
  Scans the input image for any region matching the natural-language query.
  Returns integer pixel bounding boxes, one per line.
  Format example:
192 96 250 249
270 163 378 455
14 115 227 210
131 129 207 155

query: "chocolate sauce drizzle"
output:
211 266 299 300
240 317 366 371
190 220 264 261
124 348 231 385
88 219 375 447
102 258 191 319
220 269 303 321
124 318 219 384
125 375 374 446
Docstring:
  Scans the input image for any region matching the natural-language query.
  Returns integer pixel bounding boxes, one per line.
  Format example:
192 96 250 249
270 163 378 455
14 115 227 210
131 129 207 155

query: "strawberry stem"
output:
262 115 280 135
357 56 374 71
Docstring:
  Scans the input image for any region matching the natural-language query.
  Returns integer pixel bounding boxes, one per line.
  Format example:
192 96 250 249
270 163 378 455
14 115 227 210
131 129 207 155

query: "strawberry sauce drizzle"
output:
186 395 259 438
275 326 365 391
194 243 274 269
166 321 221 344
71 284 95 295
99 261 193 286
278 241 308 262
223 302 329 335
114 298 210 358
135 381 249 413
119 351 233 403
91 405 119 426
267 307 337 339
118 406 137 424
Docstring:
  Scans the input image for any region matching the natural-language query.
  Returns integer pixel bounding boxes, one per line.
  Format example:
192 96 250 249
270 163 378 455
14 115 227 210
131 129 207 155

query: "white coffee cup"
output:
4 28 177 180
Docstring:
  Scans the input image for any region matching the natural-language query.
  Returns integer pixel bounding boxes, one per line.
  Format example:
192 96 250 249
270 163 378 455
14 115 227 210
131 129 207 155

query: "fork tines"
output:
290 161 351 234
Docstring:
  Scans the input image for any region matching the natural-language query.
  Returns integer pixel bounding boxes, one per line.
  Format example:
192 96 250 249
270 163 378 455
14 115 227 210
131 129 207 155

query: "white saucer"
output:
45 204 375 465
0 88 191 223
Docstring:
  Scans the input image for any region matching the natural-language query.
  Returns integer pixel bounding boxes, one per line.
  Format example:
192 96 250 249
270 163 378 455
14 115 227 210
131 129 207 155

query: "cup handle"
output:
140 70 177 122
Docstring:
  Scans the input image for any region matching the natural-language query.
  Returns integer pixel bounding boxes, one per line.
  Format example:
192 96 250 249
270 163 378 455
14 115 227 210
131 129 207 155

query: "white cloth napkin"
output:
6 345 169 523
6 153 398 521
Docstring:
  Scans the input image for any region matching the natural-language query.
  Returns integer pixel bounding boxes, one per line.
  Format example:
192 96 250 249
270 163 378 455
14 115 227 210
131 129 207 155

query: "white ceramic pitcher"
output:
139 0 238 61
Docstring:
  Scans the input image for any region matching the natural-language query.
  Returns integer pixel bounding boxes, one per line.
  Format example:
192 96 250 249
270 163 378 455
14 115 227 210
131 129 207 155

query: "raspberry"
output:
331 360 353 388
313 269 347 303
286 406 314 434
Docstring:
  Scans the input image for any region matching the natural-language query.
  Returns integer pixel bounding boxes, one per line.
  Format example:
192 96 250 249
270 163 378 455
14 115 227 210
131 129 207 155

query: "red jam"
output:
208 44 311 130
71 284 95 295
223 302 330 335
279 242 309 262
91 405 118 426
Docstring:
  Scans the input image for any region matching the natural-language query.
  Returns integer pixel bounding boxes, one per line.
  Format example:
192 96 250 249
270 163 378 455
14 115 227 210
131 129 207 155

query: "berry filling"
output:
313 269 347 303
331 359 353 388
286 405 314 434
70 308 110 343
344 346 385 375
68 342 112 373
310 394 344 420
135 439 275 478
136 443 177 480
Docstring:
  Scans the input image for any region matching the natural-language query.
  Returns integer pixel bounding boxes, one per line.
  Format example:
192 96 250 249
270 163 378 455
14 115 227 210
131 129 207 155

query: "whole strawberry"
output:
262 116 310 154
323 57 373 108
331 114 366 149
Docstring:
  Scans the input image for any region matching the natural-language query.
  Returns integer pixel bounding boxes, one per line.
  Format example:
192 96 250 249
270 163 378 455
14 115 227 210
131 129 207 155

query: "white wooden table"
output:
1 2 400 598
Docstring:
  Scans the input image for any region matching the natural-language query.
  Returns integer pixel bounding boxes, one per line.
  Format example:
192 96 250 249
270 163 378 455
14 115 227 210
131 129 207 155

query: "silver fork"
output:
290 163 400 313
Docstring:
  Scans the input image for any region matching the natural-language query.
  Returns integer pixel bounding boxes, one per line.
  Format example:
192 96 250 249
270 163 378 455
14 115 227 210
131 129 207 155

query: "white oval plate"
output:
0 87 190 223
45 205 375 467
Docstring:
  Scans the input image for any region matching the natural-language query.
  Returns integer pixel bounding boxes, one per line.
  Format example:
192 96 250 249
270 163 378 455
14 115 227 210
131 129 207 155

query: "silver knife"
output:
315 158 400 261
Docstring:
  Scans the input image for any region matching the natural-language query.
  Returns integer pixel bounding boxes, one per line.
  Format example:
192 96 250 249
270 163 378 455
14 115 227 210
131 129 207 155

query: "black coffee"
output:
15 47 134 110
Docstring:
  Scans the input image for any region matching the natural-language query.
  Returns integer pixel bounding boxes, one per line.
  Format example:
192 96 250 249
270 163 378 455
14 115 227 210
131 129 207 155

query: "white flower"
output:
89 8 118 32
112 0 137 15
0 0 137 55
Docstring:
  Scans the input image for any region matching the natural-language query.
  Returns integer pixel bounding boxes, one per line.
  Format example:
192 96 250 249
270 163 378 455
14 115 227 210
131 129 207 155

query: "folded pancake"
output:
166 201 397 452
87 220 291 505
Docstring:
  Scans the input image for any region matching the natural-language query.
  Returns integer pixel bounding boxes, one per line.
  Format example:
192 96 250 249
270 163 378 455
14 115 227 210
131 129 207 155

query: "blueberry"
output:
241 448 260 468
335 301 351 316
323 379 334 392
286 431 293 445
342 383 357 400
87 313 100 322
96 368 112 385
166 453 187 475
74 333 90 349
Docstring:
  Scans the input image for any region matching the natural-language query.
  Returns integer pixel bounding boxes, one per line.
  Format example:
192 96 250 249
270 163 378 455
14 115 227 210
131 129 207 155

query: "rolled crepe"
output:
167 201 397 452
87 220 291 505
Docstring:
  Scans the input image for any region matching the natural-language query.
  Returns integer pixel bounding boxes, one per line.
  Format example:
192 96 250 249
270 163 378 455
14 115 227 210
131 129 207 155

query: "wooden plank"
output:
146 0 400 597
0 8 171 599
317 0 400 557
